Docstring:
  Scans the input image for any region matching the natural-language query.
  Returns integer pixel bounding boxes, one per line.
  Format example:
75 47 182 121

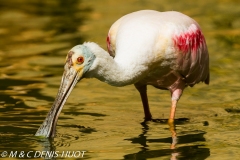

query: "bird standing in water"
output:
36 10 209 137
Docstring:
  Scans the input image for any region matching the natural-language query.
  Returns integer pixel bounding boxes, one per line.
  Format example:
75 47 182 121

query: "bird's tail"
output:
204 73 210 85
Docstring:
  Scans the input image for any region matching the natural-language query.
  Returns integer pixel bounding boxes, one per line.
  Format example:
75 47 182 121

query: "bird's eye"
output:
77 56 84 64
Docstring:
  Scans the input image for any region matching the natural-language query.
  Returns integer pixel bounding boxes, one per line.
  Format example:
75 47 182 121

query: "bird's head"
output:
35 45 95 137
60 45 96 102
65 45 96 81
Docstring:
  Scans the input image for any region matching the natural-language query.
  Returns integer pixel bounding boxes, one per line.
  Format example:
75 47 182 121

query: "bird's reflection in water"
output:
124 119 210 160
168 121 177 150
35 138 57 160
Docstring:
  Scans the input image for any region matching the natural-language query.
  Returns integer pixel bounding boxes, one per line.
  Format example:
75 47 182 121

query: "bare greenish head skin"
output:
69 45 96 75
35 45 95 138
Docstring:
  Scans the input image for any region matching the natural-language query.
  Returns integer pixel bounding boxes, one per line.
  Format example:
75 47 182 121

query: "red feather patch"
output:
106 34 111 54
173 25 206 54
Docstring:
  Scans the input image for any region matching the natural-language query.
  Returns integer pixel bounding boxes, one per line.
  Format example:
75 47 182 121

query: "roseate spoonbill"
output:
35 10 209 137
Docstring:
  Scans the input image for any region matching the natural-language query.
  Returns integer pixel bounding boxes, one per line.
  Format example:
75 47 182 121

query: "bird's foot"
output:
143 116 152 122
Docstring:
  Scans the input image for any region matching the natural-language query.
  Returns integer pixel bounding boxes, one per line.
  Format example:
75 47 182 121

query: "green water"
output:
0 0 240 159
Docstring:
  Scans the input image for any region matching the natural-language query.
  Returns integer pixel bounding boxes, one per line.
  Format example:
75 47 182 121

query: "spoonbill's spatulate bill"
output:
35 10 209 138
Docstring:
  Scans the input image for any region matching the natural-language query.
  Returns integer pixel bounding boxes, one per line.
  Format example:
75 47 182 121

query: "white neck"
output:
84 42 148 87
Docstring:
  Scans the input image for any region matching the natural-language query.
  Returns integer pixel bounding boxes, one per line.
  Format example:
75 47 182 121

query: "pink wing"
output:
173 24 209 86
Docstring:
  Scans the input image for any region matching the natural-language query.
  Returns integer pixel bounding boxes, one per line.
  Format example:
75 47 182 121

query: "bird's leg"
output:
168 120 177 149
134 84 152 121
169 100 177 123
169 89 183 123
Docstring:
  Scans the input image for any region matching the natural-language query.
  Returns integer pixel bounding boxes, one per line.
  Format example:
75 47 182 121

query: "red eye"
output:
77 56 84 64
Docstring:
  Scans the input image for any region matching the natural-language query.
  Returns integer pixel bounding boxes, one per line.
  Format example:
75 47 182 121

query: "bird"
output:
35 10 209 138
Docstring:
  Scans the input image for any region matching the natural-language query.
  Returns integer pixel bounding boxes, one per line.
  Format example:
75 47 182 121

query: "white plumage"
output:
35 10 209 137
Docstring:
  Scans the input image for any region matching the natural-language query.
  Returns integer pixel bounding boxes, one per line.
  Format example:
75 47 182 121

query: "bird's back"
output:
107 10 209 89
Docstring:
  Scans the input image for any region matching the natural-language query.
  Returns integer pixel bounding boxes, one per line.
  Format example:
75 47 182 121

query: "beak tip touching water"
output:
35 65 82 138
